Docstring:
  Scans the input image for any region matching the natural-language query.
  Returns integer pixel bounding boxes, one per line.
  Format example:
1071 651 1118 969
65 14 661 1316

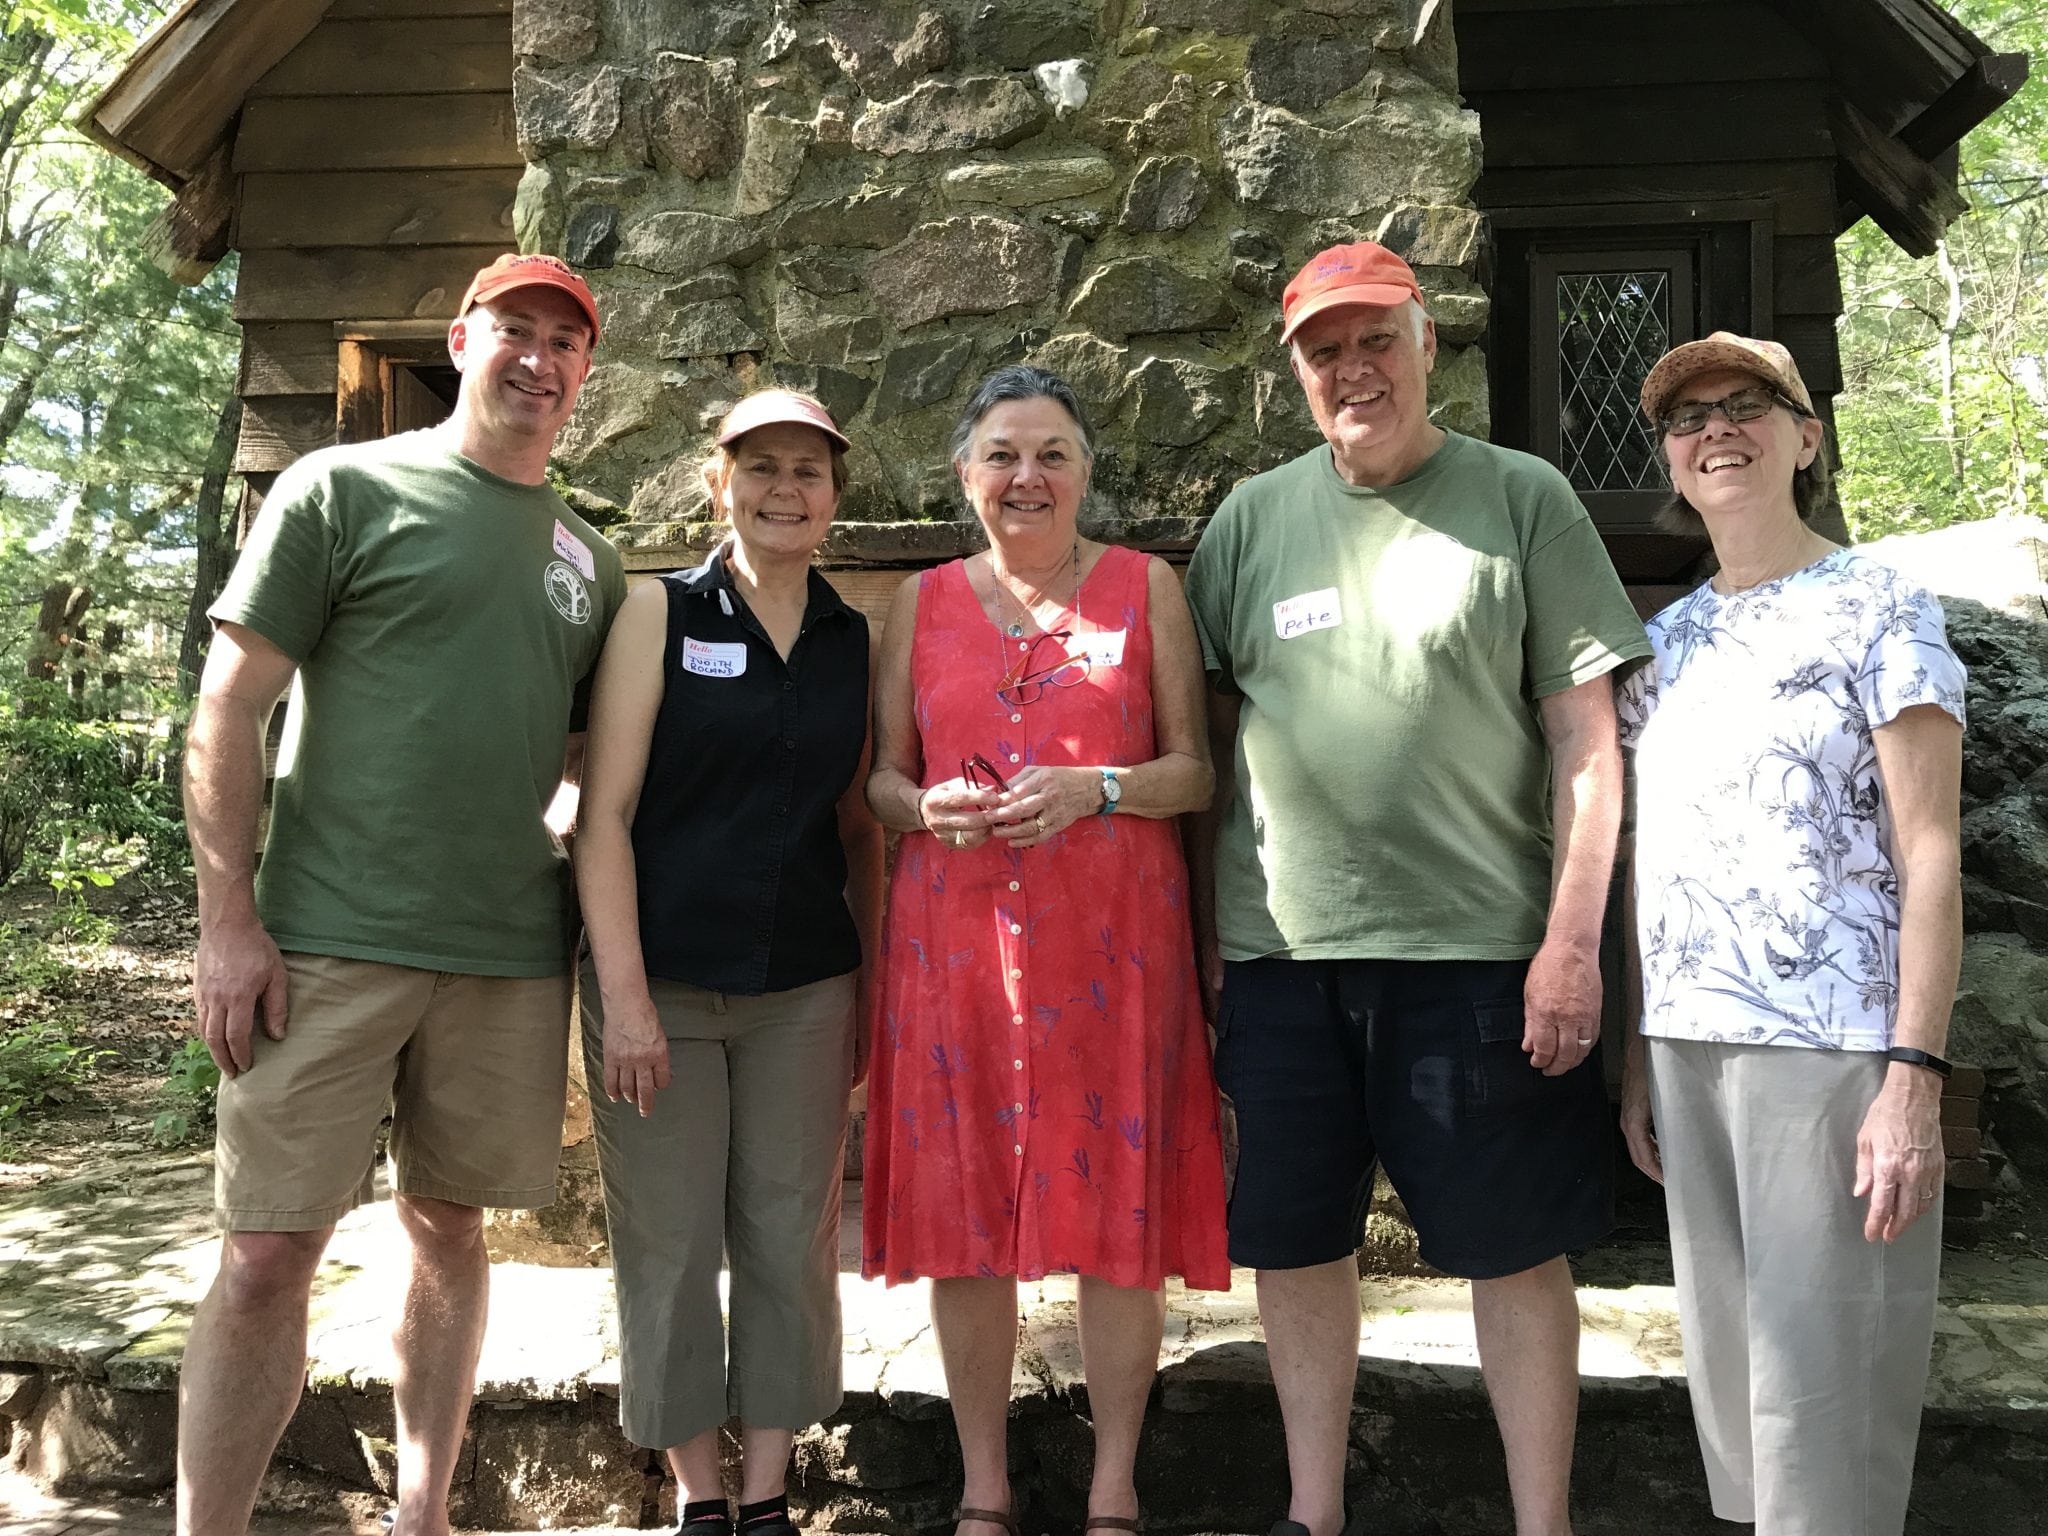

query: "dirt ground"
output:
0 872 201 1195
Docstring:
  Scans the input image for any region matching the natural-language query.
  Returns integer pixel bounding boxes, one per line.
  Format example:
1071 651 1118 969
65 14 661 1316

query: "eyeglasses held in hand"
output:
996 629 1091 707
1659 386 1809 438
961 752 1010 793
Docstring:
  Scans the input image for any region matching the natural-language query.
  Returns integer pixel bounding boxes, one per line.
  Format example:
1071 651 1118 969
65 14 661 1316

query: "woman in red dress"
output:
864 366 1231 1536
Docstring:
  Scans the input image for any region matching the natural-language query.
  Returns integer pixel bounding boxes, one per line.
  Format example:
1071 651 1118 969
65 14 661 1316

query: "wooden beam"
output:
83 0 333 185
140 137 234 284
325 0 510 18
240 323 341 397
236 393 337 472
1479 82 1830 169
337 341 381 446
248 17 512 99
239 168 517 249
334 319 456 344
1829 97 1966 259
1458 4 1824 93
234 93 519 173
235 245 508 322
1900 51 2030 159
1475 161 1839 236
1776 316 1844 393
1773 234 1843 318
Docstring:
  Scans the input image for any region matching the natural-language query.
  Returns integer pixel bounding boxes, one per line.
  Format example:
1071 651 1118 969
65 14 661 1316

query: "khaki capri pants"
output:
1648 1037 1941 1536
582 967 854 1450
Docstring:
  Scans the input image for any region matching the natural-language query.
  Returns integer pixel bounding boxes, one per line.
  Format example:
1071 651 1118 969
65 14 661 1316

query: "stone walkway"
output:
5 1150 2048 1532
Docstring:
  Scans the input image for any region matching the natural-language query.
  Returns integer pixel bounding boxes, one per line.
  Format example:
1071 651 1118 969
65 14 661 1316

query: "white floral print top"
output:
1617 550 1966 1052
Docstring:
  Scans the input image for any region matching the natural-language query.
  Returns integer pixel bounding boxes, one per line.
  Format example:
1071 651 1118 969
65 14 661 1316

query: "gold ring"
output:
953 831 968 848
1034 813 1047 833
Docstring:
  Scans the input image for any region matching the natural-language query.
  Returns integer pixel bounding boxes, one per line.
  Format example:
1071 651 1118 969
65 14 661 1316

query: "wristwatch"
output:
1098 768 1122 815
1886 1046 1953 1080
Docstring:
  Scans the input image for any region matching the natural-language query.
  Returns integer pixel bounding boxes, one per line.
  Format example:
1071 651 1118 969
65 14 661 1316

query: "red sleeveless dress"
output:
862 545 1230 1290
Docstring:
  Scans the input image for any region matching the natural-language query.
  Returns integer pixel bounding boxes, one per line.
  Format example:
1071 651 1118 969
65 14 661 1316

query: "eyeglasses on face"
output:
961 752 1010 793
1659 386 1807 438
995 629 1091 707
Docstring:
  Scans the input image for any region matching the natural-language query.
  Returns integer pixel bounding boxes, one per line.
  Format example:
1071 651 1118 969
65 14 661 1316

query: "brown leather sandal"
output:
954 1508 1020 1536
1084 1519 1144 1533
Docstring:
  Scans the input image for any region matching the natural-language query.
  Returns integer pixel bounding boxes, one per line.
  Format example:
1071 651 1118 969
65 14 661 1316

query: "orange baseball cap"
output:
460 252 602 343
1280 241 1426 344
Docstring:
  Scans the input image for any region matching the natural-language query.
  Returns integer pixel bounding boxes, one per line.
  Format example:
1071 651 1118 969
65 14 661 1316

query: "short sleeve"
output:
1184 501 1240 694
1519 484 1652 698
1614 654 1658 750
207 461 339 664
1855 577 1968 731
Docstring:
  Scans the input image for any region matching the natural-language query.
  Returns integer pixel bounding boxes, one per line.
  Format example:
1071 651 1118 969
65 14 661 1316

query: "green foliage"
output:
0 1013 105 1129
1835 0 2048 540
2 1 238 710
0 682 185 889
0 916 106 1133
0 917 71 995
149 1036 219 1146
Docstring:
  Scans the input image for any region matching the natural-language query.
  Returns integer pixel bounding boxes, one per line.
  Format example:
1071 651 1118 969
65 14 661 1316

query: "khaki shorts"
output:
214 952 573 1231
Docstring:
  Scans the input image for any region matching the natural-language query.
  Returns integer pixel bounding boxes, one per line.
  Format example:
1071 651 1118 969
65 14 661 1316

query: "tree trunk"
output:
25 581 92 701
0 337 50 457
177 394 242 698
1935 238 1966 490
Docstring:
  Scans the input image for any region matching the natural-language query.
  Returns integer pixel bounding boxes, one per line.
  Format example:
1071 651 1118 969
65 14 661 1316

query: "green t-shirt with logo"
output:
1184 431 1650 962
209 430 626 977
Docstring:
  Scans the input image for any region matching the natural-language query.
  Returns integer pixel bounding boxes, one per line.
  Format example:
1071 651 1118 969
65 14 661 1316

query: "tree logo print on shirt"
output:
543 560 592 625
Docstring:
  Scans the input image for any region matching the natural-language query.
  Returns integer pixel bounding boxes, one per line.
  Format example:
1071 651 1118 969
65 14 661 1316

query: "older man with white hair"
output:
1185 241 1651 1536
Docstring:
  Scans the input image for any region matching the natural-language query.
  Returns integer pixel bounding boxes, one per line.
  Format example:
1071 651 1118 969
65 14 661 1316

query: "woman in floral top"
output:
1618 334 1965 1536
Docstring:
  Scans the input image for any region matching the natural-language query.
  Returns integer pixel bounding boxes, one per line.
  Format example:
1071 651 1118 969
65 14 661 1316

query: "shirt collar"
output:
675 541 854 624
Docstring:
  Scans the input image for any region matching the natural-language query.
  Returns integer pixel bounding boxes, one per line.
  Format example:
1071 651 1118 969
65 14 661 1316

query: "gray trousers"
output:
583 967 854 1450
1648 1037 1941 1535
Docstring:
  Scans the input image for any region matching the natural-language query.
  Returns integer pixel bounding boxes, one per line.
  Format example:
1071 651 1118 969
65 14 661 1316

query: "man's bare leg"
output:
176 1226 333 1535
1471 1256 1581 1536
1257 1258 1361 1536
389 1195 490 1536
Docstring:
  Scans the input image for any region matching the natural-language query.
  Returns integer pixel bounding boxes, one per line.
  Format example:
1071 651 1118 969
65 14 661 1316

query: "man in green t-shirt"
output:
1185 242 1650 1536
178 253 625 1536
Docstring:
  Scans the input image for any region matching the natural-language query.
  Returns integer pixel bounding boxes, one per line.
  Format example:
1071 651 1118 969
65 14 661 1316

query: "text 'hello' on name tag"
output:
552 519 596 581
1079 629 1127 668
1273 588 1343 640
683 636 747 678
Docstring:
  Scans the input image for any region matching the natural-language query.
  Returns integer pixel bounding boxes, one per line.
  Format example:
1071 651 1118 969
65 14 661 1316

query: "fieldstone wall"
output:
508 0 1485 546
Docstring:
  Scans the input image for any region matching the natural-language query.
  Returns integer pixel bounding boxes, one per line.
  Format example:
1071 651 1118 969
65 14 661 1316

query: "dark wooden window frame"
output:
334 318 457 443
1486 201 1776 578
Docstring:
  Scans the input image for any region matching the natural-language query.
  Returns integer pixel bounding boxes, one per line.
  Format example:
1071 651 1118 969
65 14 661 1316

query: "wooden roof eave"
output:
77 0 336 283
1779 0 2030 258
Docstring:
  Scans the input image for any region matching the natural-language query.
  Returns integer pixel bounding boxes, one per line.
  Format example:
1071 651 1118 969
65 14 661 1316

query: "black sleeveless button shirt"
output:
630 549 869 994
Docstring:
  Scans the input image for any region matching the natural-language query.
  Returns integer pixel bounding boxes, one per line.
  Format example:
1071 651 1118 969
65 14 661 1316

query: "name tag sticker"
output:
1273 588 1343 640
1080 630 1127 668
682 637 747 678
551 520 596 581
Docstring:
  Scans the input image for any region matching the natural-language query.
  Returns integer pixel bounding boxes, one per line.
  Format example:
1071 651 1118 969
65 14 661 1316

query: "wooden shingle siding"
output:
229 0 516 475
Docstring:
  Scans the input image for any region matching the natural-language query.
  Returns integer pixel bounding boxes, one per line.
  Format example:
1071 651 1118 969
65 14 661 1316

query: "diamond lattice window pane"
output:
1556 272 1672 493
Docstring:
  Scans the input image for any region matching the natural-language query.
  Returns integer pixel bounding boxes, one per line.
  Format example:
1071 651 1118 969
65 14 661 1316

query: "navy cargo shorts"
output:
1212 956 1614 1280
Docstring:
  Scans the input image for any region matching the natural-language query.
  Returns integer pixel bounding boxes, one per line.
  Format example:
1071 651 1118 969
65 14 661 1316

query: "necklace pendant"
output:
1006 620 1024 638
